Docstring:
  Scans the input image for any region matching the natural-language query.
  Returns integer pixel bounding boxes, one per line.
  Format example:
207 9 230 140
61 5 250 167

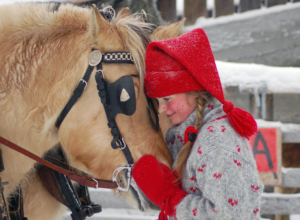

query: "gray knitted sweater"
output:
165 97 263 220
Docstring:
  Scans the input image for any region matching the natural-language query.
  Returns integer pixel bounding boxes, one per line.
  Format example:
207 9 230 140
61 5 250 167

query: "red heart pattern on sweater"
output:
236 145 241 152
197 164 206 172
234 159 242 166
207 104 214 110
214 173 222 179
171 140 175 145
221 125 226 132
190 187 199 193
177 135 183 143
207 126 213 132
253 208 259 214
192 208 197 216
228 198 238 206
251 185 260 192
197 146 202 154
190 177 197 182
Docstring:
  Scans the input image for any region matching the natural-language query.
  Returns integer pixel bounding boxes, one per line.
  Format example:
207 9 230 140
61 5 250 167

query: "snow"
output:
177 0 240 14
184 1 300 30
64 208 158 220
281 167 300 174
217 61 300 94
291 215 300 220
262 192 300 198
65 209 159 220
255 119 300 133
206 0 214 10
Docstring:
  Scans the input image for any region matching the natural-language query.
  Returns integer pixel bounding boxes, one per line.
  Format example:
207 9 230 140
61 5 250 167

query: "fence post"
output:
157 0 177 22
239 0 261 12
184 0 206 25
215 0 234 17
266 0 287 7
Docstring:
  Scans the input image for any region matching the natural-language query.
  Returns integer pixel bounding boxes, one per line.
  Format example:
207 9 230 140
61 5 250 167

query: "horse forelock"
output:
111 14 154 88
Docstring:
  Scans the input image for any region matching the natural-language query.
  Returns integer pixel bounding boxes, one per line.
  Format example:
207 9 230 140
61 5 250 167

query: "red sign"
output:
249 128 278 172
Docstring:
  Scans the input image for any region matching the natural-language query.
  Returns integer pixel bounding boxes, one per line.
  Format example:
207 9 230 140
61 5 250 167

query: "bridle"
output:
55 48 137 191
0 49 137 191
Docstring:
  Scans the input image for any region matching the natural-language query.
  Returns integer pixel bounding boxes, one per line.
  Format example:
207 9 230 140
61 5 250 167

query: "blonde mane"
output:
0 3 152 93
111 13 152 87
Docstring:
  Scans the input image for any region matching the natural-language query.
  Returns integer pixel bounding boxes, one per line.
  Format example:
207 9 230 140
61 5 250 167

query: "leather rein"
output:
0 49 137 191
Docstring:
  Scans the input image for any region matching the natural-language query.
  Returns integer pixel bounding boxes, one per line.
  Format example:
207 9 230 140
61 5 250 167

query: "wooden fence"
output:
184 0 300 25
225 86 300 219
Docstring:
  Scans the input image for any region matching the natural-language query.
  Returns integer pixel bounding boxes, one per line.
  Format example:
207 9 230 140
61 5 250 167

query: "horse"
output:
0 2 175 219
19 16 186 220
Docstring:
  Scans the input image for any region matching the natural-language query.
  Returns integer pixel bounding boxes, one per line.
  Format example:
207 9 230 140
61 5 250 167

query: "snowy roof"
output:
184 1 300 30
217 61 300 94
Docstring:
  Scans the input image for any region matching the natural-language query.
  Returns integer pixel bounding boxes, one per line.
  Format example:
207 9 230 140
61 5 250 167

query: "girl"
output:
132 28 263 220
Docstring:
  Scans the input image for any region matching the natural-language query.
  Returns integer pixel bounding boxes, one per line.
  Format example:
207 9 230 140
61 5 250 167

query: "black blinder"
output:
105 75 136 119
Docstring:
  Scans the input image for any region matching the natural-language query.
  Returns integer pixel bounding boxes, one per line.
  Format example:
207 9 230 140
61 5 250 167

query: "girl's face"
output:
156 93 198 125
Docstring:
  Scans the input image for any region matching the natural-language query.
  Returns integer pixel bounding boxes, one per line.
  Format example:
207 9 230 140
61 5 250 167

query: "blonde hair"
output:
173 91 210 178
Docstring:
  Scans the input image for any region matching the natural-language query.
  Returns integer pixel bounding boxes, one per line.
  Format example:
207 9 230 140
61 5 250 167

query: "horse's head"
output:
55 5 172 184
55 6 186 210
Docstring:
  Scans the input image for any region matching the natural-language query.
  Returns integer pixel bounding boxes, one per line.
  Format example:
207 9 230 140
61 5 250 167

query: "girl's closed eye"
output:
163 97 170 102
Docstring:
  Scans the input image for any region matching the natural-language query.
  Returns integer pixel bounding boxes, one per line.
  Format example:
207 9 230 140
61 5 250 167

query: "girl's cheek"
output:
166 102 175 111
167 101 182 113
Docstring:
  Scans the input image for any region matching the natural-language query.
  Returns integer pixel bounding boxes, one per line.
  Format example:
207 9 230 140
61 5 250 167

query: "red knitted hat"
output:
144 28 257 139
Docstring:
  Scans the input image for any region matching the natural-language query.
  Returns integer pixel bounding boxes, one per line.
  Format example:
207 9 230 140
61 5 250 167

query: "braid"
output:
173 91 209 179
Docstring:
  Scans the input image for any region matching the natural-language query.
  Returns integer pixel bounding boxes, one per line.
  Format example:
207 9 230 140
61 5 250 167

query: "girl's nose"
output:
158 103 167 114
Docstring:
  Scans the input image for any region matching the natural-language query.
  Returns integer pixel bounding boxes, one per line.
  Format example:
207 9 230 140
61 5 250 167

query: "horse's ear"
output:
116 7 131 19
151 18 186 41
89 4 110 47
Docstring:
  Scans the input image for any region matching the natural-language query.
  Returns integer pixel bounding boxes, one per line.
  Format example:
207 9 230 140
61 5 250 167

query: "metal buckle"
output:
79 79 87 91
96 69 105 79
112 165 132 192
116 138 126 150
85 205 93 217
92 178 99 189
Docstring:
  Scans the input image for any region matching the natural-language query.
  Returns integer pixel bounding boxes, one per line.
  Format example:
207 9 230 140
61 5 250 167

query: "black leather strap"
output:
0 150 11 220
95 63 134 165
8 186 28 220
37 145 101 220
74 185 102 219
55 65 94 128
56 49 135 167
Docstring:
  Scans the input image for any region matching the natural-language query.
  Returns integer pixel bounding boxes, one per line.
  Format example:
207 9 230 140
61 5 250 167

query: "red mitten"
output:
132 155 188 220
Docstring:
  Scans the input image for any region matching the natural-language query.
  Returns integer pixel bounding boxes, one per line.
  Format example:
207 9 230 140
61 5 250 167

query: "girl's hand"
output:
132 155 187 220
